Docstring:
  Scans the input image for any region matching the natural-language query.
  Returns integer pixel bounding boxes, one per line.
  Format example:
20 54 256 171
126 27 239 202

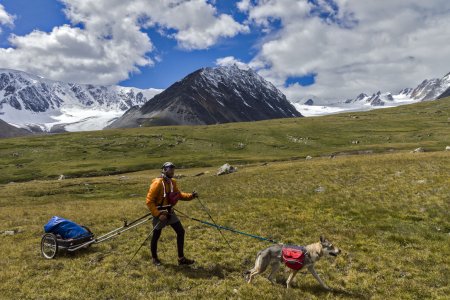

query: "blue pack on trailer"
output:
44 216 90 239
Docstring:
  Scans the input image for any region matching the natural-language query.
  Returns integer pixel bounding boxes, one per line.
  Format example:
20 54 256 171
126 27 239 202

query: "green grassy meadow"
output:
0 98 449 299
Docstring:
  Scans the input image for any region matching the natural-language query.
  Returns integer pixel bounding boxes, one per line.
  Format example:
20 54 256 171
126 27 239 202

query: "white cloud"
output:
0 4 15 33
215 56 250 70
244 0 450 101
237 0 252 12
139 0 249 50
0 0 246 84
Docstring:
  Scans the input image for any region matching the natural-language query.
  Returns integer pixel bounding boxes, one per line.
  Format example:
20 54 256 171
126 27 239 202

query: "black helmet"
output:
162 162 175 170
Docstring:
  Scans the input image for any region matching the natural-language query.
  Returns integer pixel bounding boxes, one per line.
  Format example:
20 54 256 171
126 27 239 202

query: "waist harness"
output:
282 245 307 270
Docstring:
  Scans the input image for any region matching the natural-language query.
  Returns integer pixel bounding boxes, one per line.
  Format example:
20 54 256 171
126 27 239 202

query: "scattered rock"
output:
58 175 65 181
445 146 450 151
217 163 237 176
412 147 425 153
305 156 312 160
351 140 360 144
395 171 403 177
235 142 246 149
287 135 308 144
3 229 22 235
315 186 326 193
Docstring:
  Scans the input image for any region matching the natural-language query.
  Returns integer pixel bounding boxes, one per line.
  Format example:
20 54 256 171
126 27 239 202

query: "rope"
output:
196 196 236 254
174 208 278 244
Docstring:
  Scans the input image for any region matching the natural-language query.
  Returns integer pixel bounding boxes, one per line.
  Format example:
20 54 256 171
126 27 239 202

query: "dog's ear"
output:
320 236 325 243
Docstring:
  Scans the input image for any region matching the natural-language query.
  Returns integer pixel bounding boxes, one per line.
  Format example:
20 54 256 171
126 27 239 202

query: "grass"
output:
0 97 449 184
0 98 449 299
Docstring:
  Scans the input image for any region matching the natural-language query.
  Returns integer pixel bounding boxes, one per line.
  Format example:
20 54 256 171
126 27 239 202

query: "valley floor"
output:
1 152 449 299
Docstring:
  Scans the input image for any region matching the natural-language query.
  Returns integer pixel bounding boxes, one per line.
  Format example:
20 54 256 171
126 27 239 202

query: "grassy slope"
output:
0 97 449 184
0 98 449 299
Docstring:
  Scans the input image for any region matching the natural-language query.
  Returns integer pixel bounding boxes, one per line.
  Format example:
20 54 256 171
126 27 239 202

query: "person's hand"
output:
192 191 199 198
159 213 168 222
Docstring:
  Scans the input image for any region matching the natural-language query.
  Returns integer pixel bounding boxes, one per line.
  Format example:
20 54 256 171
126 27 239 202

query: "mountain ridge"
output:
108 65 302 128
0 68 162 132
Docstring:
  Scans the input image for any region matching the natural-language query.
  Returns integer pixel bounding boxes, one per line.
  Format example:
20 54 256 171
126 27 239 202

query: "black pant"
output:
150 221 185 258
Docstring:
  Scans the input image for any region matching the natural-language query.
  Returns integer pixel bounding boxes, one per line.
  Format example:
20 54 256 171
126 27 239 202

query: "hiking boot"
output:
178 257 195 265
152 257 162 266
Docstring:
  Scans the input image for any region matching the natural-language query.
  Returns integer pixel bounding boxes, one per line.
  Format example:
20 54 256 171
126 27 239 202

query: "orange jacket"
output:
145 177 194 217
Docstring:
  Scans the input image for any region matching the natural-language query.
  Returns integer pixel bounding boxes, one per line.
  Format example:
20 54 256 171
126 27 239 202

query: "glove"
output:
192 191 199 198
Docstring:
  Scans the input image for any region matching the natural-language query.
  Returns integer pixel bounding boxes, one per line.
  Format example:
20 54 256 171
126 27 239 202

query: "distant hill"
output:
1 95 448 183
0 119 31 138
108 65 302 128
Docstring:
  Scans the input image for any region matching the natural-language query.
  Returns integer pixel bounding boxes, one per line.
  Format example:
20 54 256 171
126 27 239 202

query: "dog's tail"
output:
242 250 263 277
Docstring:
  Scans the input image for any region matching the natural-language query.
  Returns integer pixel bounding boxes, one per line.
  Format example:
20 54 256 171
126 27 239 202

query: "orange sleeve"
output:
146 179 162 217
173 179 194 201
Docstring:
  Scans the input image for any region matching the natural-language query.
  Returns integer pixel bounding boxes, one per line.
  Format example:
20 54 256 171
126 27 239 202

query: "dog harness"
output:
281 245 307 270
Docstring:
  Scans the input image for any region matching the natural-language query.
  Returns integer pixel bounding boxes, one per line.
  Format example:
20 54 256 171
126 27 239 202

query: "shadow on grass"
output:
273 274 368 299
161 262 240 279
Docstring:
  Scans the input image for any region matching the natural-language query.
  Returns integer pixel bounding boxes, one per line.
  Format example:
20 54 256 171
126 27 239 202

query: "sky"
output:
0 0 449 102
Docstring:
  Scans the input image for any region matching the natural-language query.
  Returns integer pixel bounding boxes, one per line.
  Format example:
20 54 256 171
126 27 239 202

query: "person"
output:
146 162 198 266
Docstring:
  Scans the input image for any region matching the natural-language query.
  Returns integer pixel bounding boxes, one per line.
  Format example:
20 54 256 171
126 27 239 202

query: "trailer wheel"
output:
41 233 58 259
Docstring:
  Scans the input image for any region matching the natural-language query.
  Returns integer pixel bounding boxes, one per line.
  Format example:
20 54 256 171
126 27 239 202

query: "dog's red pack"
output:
282 245 306 270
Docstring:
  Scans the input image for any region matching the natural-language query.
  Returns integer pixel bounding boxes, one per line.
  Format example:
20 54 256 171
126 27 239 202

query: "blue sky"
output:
0 0 290 89
0 0 449 101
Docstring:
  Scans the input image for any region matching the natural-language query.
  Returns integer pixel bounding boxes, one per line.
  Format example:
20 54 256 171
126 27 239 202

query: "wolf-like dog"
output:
244 236 341 289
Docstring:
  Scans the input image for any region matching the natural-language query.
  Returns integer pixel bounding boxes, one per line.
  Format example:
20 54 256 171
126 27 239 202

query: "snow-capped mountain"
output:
108 65 301 128
345 91 395 106
347 72 450 105
295 71 450 116
438 86 450 99
408 72 450 101
0 69 162 132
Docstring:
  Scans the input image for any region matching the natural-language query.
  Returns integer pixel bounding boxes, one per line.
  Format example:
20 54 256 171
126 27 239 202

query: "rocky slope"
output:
108 65 301 128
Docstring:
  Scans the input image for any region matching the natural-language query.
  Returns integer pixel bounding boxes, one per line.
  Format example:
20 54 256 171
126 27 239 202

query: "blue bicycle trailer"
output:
40 213 154 259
